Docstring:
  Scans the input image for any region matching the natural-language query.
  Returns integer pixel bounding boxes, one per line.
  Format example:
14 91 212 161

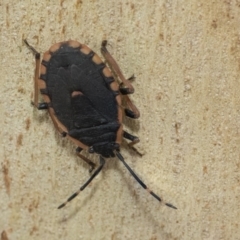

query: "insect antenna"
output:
115 151 177 209
58 156 105 209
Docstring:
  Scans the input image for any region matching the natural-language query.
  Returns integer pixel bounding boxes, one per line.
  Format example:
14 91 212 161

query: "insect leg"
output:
119 74 136 94
76 147 96 173
123 131 139 147
127 74 135 81
24 39 48 110
101 40 134 94
101 40 140 118
115 151 177 209
123 131 142 156
58 156 105 209
124 95 140 119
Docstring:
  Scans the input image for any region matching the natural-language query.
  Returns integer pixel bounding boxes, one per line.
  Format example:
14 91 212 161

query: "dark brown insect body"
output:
24 39 176 210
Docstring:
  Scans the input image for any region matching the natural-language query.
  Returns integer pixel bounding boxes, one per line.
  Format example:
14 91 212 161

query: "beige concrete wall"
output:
1 0 240 239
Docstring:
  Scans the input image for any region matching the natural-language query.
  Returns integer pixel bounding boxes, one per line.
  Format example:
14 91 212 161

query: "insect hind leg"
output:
101 40 140 119
118 75 135 95
24 39 48 110
101 40 134 94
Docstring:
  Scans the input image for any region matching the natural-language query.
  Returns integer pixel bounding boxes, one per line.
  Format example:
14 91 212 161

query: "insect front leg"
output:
123 131 142 156
24 39 48 110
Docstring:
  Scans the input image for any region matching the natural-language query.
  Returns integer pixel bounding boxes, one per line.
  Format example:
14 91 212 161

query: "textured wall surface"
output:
1 1 240 239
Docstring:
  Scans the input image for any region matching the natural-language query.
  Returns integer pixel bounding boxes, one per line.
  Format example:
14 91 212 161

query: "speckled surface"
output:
0 1 240 239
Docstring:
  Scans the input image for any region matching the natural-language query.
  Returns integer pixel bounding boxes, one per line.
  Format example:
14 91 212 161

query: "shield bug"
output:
24 39 176 210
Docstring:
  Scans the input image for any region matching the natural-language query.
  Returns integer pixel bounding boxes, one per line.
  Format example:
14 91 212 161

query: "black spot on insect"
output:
24 39 177 210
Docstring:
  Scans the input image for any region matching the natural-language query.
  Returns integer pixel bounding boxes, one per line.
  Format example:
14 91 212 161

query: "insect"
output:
24 39 177 210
